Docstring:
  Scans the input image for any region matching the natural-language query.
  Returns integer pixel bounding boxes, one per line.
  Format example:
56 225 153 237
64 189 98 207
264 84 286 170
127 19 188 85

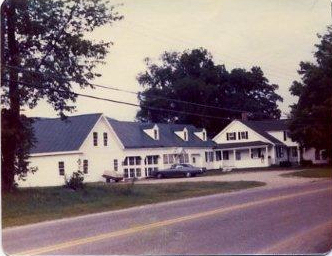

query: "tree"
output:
136 48 282 135
1 0 123 191
289 26 332 158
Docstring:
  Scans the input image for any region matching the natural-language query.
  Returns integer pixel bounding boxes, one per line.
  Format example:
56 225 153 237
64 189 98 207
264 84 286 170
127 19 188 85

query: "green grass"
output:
280 167 332 178
2 181 265 228
202 166 301 176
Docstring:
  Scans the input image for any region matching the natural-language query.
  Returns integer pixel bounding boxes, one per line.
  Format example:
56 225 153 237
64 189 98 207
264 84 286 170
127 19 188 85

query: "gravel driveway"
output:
137 169 324 188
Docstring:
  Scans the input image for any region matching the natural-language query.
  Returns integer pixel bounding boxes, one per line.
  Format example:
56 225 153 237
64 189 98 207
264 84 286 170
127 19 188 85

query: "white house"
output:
17 113 215 187
211 119 329 169
17 114 328 187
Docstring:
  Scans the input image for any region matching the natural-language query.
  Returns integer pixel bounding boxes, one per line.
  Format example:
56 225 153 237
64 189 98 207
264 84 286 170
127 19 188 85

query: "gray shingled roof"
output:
243 119 289 131
214 141 272 150
31 113 102 153
239 120 285 145
107 118 216 149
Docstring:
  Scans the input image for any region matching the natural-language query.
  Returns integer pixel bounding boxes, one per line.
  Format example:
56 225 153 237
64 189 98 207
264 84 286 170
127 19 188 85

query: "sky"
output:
24 0 331 121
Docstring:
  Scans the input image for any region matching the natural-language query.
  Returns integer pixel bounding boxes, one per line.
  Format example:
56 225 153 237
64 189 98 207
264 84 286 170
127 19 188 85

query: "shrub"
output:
279 161 292 167
300 160 313 167
65 171 85 190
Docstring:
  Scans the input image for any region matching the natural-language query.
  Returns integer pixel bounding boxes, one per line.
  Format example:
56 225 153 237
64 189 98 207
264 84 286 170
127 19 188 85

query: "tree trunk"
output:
1 0 20 192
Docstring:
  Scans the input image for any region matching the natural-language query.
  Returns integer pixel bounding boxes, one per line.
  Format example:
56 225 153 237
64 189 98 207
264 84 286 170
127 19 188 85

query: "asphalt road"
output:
3 180 332 255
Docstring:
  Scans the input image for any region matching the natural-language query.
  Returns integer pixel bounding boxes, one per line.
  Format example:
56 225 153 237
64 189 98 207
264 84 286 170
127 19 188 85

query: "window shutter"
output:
234 132 236 140
226 133 229 140
238 132 241 140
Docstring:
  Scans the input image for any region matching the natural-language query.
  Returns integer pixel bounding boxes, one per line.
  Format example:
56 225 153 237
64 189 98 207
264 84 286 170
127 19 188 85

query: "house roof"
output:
31 113 102 154
239 120 286 145
107 118 216 149
214 141 272 150
242 119 290 131
30 113 215 154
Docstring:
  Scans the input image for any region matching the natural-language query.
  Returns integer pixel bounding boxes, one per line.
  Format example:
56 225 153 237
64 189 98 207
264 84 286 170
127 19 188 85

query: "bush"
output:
279 161 292 167
65 171 85 190
300 160 313 167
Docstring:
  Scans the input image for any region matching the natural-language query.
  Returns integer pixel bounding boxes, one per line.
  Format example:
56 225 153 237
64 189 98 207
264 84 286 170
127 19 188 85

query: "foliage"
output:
64 171 85 190
1 109 38 188
136 48 282 136
289 26 332 157
1 0 122 191
3 181 265 227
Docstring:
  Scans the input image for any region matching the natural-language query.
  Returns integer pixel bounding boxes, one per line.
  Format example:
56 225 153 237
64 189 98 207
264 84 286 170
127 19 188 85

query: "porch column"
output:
233 149 236 164
249 148 252 160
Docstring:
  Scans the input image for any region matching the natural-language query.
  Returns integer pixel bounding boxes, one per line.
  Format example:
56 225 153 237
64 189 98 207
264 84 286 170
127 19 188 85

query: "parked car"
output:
152 164 204 179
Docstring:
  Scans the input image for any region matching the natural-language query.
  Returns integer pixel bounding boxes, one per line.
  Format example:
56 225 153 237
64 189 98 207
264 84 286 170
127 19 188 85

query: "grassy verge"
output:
280 167 332 178
2 181 265 228
202 166 302 176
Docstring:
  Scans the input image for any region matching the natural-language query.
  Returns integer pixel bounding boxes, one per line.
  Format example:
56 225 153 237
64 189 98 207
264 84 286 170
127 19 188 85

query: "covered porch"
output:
214 141 273 169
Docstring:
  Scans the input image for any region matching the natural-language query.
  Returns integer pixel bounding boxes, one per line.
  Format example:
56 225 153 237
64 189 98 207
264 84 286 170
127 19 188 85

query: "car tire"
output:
157 173 163 179
185 172 191 178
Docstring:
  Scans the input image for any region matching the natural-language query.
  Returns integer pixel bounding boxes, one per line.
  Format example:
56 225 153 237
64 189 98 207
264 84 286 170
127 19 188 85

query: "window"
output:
153 155 158 164
276 146 284 158
114 159 118 171
123 157 128 166
315 149 320 160
129 168 135 177
283 131 287 141
203 132 206 141
216 151 222 161
179 154 184 164
148 167 153 176
236 151 241 160
291 147 298 158
129 157 135 165
154 129 158 140
136 156 141 165
153 167 158 172
205 152 208 162
124 169 129 178
168 154 174 164
209 152 214 162
163 154 168 164
93 132 98 146
321 150 328 160
223 151 229 160
193 157 196 164
103 132 108 146
184 131 187 141
184 154 189 163
238 132 241 140
251 148 263 158
147 156 152 165
58 161 65 176
83 160 88 174
136 168 141 177
241 131 248 139
226 132 236 140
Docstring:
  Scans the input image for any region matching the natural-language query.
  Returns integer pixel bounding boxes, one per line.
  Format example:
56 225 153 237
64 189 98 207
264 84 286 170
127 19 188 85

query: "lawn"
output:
280 167 332 178
2 181 265 228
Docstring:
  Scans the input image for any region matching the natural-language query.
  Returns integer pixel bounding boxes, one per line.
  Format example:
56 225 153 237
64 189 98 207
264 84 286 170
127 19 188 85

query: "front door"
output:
191 154 201 167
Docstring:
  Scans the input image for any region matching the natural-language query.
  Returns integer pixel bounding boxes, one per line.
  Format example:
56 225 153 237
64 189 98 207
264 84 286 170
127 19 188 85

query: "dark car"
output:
152 164 204 179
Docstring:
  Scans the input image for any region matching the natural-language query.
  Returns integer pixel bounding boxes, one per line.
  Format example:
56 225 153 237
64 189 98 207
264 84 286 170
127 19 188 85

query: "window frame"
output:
83 159 88 174
58 161 65 176
103 132 108 146
114 159 118 171
93 132 98 146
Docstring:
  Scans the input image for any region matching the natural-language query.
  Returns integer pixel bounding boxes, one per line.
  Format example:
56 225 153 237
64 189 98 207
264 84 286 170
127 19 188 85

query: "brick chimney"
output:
241 112 248 121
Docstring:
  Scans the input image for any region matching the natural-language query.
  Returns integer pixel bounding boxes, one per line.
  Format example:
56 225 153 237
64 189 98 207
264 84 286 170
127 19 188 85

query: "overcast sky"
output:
25 0 331 121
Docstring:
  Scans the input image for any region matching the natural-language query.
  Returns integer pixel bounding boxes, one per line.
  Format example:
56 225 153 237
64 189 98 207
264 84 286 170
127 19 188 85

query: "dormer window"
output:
143 124 159 140
202 132 206 141
184 131 187 141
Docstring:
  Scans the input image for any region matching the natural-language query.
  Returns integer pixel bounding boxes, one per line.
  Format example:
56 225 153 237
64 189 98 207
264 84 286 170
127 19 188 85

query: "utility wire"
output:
3 64 259 114
3 78 235 121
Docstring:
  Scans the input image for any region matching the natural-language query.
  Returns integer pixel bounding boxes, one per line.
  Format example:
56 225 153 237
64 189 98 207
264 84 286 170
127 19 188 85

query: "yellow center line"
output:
15 187 332 256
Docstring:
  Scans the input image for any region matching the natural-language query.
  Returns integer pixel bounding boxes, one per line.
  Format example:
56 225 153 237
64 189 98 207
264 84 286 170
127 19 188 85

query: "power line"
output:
3 78 235 121
3 64 261 114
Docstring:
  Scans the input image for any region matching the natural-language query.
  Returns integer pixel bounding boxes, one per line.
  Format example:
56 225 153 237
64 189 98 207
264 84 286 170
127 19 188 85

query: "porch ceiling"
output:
214 141 272 150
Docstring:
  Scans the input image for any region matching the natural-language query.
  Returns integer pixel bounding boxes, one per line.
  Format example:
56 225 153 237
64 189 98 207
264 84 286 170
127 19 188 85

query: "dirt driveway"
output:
137 169 325 188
